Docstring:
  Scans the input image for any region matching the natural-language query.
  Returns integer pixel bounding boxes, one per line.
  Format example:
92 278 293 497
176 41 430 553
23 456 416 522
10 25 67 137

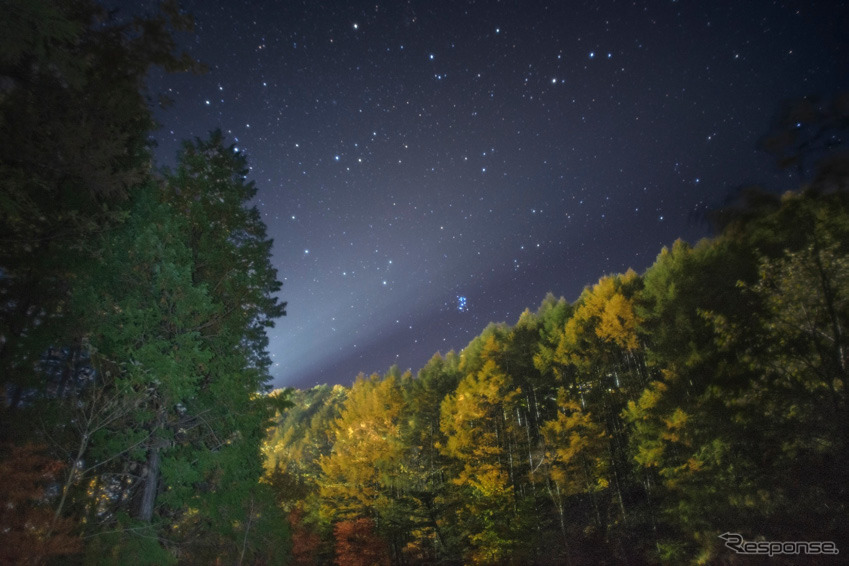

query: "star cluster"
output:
147 0 848 388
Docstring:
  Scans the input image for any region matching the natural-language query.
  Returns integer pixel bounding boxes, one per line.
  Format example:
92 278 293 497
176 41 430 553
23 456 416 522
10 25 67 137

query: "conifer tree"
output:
440 336 528 564
0 0 197 410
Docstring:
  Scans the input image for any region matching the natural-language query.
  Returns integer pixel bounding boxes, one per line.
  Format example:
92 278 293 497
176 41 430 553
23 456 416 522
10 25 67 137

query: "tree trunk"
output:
50 432 89 536
238 496 255 566
546 478 572 566
56 343 80 398
608 441 626 519
138 443 161 522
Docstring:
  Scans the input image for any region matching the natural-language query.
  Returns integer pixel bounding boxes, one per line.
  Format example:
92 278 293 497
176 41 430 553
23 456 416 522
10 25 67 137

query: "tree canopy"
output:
265 183 849 565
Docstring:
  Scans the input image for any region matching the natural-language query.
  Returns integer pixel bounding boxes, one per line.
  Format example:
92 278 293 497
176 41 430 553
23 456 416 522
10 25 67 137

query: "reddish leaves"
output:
0 443 81 565
333 518 390 566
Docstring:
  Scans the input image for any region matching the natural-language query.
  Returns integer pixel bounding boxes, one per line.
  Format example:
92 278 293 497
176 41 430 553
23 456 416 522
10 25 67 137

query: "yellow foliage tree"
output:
319 373 405 521
559 269 642 368
541 389 609 541
440 357 526 563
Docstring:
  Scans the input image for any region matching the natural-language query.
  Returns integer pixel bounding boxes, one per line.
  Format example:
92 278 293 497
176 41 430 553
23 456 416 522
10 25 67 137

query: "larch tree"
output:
399 352 462 562
440 334 528 564
319 373 405 559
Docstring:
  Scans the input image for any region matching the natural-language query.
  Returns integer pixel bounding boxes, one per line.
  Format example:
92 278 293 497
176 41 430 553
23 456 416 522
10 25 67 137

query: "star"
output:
142 0 842 391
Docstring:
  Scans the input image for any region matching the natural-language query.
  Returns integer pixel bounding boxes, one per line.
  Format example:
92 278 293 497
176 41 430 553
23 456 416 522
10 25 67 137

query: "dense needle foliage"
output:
1 1 290 563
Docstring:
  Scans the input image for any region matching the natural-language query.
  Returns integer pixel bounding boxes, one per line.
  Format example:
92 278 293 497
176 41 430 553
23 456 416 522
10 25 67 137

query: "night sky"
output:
143 0 848 389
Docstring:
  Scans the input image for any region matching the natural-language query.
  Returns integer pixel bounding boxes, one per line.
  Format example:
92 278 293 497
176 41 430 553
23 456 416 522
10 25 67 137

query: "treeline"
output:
265 180 849 564
1 1 289 564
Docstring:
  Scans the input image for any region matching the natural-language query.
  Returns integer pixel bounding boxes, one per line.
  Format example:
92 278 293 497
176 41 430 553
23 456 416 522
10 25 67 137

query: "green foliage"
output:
82 514 177 566
624 188 849 563
58 133 287 561
1 2 289 563
0 0 199 410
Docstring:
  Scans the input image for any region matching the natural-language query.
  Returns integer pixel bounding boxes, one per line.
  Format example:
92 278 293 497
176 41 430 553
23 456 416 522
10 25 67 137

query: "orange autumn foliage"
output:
333 518 390 566
289 507 322 565
0 443 81 565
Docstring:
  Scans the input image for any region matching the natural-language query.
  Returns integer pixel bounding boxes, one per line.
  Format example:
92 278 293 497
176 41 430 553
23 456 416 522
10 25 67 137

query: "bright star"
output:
457 296 468 312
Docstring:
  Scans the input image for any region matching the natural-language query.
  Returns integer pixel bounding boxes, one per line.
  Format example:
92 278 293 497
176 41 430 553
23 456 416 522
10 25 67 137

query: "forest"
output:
264 183 849 565
1 1 848 565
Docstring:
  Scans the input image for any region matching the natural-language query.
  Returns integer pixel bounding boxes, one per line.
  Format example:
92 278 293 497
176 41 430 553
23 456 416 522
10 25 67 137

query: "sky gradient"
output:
145 0 848 389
